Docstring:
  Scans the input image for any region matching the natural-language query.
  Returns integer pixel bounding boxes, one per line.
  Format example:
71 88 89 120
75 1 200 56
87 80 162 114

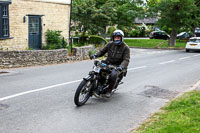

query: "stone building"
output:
0 0 71 50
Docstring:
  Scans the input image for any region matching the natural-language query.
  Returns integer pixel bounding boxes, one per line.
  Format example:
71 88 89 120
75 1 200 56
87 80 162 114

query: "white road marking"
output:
132 50 172 56
179 56 191 60
193 54 200 57
128 66 147 71
0 66 149 101
159 60 175 65
0 79 82 102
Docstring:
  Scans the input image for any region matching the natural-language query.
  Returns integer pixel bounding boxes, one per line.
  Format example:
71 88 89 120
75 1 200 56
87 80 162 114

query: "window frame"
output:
0 1 11 39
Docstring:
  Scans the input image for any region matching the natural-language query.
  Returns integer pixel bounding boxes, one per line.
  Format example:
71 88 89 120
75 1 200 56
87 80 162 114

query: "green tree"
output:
115 0 144 28
72 0 118 36
90 0 117 35
72 0 144 37
147 0 200 46
191 0 200 35
72 0 96 36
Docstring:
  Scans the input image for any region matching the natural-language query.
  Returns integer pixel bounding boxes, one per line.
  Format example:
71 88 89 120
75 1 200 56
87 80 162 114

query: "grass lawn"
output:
124 39 187 49
134 90 200 133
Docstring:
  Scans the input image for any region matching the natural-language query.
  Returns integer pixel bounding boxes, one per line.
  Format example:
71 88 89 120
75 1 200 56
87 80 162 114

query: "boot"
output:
101 82 115 98
107 82 115 93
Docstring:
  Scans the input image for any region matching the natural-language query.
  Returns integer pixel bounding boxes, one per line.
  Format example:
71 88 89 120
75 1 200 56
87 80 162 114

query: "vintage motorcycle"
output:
74 59 123 106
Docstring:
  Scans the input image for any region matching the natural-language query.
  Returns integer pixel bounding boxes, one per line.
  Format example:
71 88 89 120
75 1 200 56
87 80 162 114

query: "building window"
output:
0 3 10 38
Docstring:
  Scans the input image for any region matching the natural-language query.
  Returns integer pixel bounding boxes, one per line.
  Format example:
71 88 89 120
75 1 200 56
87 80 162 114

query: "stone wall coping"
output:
0 49 67 52
0 45 94 68
0 45 94 52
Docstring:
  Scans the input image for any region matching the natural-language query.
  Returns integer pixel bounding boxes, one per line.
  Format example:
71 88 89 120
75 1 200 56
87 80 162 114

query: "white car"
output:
185 37 200 52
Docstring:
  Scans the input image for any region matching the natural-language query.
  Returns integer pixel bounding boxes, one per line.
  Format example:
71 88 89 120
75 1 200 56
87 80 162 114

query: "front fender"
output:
83 75 93 81
83 74 96 95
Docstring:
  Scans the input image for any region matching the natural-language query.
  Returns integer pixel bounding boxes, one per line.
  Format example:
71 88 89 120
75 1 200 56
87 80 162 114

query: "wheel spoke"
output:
79 81 91 102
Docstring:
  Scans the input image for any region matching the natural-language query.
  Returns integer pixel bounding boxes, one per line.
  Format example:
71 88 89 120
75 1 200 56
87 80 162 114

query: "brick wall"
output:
0 45 94 68
0 0 70 50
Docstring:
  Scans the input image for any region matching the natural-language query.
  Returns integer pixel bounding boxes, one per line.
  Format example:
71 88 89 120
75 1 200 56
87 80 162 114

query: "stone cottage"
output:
0 0 71 50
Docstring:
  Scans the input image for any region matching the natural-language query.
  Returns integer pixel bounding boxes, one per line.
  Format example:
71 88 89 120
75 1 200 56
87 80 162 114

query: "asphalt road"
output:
0 48 200 133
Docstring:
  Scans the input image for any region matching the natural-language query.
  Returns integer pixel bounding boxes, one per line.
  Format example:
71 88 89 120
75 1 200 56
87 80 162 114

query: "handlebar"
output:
93 59 117 70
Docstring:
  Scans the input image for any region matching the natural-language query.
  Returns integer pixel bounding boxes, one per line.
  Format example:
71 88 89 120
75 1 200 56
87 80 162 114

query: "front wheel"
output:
74 79 93 106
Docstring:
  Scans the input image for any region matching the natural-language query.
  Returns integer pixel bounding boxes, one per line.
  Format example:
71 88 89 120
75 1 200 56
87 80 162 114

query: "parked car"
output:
185 37 200 52
176 32 190 40
149 31 170 40
195 28 200 37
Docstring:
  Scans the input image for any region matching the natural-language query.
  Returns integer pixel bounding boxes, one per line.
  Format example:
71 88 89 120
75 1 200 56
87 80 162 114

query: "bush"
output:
139 27 146 37
76 35 89 46
73 35 108 47
130 29 140 37
44 29 67 49
88 35 108 45
117 25 144 37
88 35 108 56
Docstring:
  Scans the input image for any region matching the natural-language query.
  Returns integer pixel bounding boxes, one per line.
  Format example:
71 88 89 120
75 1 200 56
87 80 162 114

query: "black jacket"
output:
96 41 130 69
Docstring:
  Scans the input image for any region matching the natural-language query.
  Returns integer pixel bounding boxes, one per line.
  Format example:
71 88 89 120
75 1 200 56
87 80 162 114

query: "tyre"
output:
74 79 93 106
186 49 190 52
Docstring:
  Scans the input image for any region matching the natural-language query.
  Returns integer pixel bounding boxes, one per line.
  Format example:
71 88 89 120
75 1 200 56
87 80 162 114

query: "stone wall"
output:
0 0 70 50
0 45 94 68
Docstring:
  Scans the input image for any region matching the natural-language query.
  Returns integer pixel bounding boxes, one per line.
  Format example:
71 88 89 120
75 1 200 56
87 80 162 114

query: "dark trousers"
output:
108 69 119 92
101 60 124 92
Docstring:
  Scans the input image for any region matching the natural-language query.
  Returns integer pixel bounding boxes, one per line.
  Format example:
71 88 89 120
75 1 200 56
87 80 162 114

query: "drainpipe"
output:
69 0 73 54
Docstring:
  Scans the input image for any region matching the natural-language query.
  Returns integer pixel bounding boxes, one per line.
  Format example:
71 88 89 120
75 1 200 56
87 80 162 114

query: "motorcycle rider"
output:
90 30 130 98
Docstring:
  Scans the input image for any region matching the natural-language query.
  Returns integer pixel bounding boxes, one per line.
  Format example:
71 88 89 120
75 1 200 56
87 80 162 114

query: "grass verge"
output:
134 90 200 133
124 39 187 49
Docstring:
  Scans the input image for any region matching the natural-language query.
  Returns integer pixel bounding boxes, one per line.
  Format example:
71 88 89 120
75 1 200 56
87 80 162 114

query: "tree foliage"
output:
71 0 144 36
147 0 200 46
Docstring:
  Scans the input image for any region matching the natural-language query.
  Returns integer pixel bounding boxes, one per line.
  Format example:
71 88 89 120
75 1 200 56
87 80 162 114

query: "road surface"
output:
0 48 200 133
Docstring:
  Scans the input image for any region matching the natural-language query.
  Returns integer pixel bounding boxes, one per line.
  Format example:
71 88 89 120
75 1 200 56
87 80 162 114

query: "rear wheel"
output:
186 49 190 52
74 80 93 106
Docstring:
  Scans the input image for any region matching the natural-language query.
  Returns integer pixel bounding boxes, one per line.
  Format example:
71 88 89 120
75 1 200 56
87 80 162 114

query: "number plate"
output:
190 44 197 46
95 67 100 73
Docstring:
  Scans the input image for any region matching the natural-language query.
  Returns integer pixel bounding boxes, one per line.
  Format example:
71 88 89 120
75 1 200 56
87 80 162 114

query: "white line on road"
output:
193 54 200 57
179 56 191 60
0 66 148 101
159 60 175 65
0 79 82 102
128 66 147 71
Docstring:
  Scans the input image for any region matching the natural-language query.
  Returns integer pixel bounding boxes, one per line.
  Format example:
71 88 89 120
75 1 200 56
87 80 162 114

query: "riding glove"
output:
90 54 96 60
117 65 123 71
